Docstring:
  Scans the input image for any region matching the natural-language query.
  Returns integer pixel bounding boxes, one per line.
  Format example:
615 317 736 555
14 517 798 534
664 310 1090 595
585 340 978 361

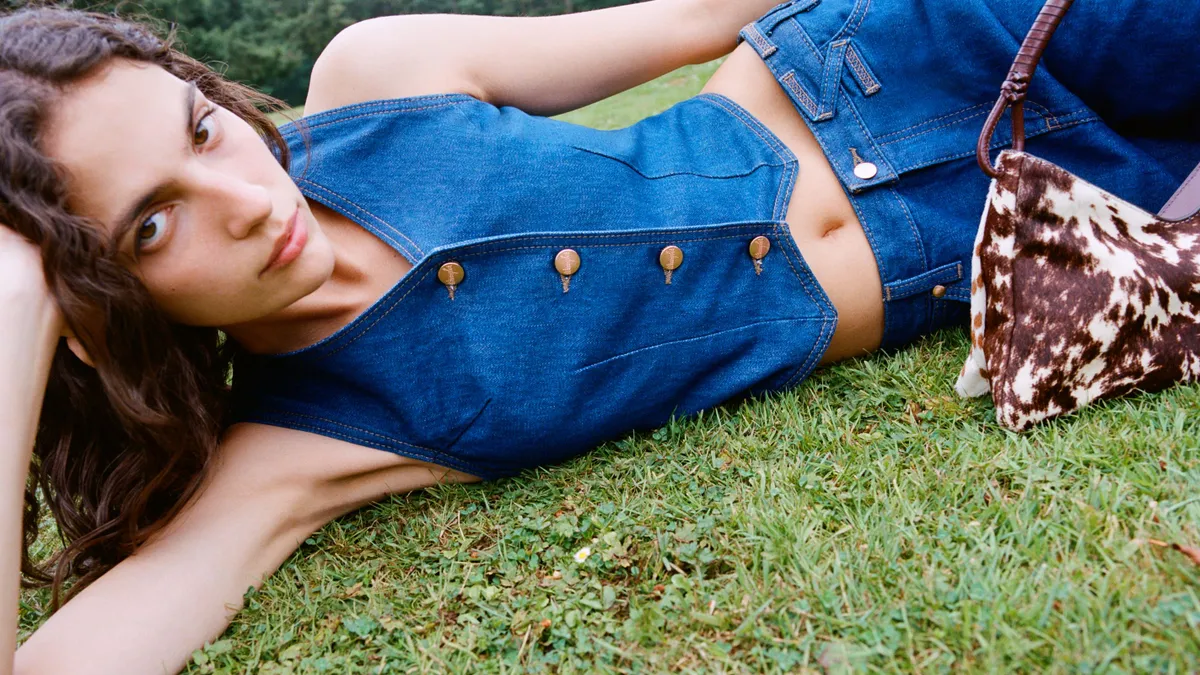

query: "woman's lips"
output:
262 208 307 275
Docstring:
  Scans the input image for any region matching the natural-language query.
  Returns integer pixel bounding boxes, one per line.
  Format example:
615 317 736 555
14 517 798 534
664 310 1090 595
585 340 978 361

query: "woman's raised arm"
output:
306 0 789 117
12 423 334 675
0 227 62 675
10 417 470 673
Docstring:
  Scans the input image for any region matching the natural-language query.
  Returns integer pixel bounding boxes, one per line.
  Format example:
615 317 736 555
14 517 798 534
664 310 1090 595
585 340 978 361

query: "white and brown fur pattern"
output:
956 151 1200 430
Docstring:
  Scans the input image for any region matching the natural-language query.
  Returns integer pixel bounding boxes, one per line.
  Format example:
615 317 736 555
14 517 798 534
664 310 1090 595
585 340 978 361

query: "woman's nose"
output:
200 170 273 239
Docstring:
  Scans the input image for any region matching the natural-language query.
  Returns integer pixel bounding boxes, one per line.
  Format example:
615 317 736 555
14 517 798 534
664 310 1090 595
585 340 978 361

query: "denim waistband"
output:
740 0 975 349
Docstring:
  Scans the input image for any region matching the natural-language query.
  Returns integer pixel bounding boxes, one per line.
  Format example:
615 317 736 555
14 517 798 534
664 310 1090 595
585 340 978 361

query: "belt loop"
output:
738 23 777 58
761 0 823 35
816 40 850 121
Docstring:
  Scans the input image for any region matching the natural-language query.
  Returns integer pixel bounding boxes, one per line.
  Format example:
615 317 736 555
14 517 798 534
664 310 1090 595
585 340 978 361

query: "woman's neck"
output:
223 202 409 356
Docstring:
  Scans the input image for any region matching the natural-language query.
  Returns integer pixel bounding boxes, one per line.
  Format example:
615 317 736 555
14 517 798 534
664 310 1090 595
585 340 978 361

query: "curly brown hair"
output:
0 4 297 611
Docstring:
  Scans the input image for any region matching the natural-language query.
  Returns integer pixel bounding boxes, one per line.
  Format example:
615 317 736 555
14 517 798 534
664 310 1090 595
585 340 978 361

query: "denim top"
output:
229 92 837 480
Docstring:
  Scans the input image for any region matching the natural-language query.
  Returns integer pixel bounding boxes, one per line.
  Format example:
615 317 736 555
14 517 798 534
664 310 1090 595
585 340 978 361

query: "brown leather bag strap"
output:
977 0 1076 178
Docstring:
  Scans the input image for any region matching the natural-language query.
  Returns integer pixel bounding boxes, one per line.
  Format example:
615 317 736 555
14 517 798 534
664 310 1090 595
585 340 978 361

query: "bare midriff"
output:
700 42 885 364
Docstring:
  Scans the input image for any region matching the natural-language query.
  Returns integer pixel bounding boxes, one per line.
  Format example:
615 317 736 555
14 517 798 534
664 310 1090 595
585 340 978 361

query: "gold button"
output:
659 245 684 271
749 236 771 260
438 262 464 286
554 249 581 276
931 285 947 298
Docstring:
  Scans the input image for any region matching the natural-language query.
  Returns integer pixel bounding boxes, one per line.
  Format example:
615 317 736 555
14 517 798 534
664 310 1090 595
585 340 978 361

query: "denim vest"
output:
229 93 838 480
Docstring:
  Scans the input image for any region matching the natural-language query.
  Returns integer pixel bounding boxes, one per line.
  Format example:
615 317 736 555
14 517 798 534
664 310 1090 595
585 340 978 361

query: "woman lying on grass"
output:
1 0 1196 672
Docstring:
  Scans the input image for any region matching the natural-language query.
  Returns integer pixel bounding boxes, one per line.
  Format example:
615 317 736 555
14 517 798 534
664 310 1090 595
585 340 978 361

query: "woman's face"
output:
43 58 334 328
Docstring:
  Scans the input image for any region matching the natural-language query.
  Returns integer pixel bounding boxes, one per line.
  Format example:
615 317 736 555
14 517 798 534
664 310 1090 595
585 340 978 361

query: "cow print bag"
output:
953 0 1200 430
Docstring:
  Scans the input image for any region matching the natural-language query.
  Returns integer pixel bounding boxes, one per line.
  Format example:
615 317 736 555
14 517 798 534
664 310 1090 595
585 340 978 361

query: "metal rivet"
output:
748 236 771 260
749 236 771 276
554 249 581 276
438 262 464 300
659 245 683 285
854 161 879 180
659 246 684 271
554 249 580 293
931 285 947 299
438 262 464 286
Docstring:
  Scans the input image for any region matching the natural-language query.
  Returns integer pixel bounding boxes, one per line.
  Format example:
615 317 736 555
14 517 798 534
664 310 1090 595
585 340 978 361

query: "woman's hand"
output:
0 225 61 340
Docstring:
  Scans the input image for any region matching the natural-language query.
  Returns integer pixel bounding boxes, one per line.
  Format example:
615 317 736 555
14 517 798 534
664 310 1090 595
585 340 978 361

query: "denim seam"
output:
876 105 993 146
318 266 439 359
875 101 1066 148
278 95 467 136
698 94 798 220
845 193 886 292
885 261 962 298
762 0 823 35
265 411 447 452
296 178 425 259
570 146 778 180
574 317 824 373
875 103 993 141
841 0 872 40
249 413 483 477
771 224 837 387
945 287 971 303
894 115 1100 174
877 102 1090 150
879 187 929 304
1024 101 1060 128
889 186 928 271
791 17 825 63
844 44 881 95
443 398 493 452
699 94 793 160
292 93 466 116
282 100 467 136
784 314 834 389
772 225 826 321
314 227 789 359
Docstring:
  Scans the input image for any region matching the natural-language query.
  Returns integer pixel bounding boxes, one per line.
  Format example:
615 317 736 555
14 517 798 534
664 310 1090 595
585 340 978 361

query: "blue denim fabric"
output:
230 0 1199 479
740 0 1199 348
230 94 837 479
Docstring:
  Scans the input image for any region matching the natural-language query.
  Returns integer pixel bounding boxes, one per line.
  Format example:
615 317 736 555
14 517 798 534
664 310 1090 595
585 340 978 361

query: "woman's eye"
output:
136 209 169 252
194 109 217 146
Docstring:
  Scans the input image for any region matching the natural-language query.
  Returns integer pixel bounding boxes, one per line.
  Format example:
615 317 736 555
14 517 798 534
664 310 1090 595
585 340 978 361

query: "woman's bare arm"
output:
0 228 62 675
12 424 334 675
11 418 475 675
306 0 787 117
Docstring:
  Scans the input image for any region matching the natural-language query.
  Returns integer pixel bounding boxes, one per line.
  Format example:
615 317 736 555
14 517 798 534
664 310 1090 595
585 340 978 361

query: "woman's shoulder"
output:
302 25 486 118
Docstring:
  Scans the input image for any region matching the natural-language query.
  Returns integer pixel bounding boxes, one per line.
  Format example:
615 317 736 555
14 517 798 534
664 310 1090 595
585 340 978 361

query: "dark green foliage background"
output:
6 0 640 105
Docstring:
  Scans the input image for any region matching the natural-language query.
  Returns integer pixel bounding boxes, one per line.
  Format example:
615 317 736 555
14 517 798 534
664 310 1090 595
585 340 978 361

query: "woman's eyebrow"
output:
112 82 199 241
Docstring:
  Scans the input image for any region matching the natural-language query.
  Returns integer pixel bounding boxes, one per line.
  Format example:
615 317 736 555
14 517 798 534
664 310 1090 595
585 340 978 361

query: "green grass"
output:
22 61 1200 673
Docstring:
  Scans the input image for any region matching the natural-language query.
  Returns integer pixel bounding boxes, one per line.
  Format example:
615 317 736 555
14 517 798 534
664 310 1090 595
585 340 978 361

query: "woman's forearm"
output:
693 0 798 62
0 295 61 675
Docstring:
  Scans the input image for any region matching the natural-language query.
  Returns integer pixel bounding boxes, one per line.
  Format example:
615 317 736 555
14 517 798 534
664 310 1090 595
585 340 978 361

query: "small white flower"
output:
573 547 592 563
